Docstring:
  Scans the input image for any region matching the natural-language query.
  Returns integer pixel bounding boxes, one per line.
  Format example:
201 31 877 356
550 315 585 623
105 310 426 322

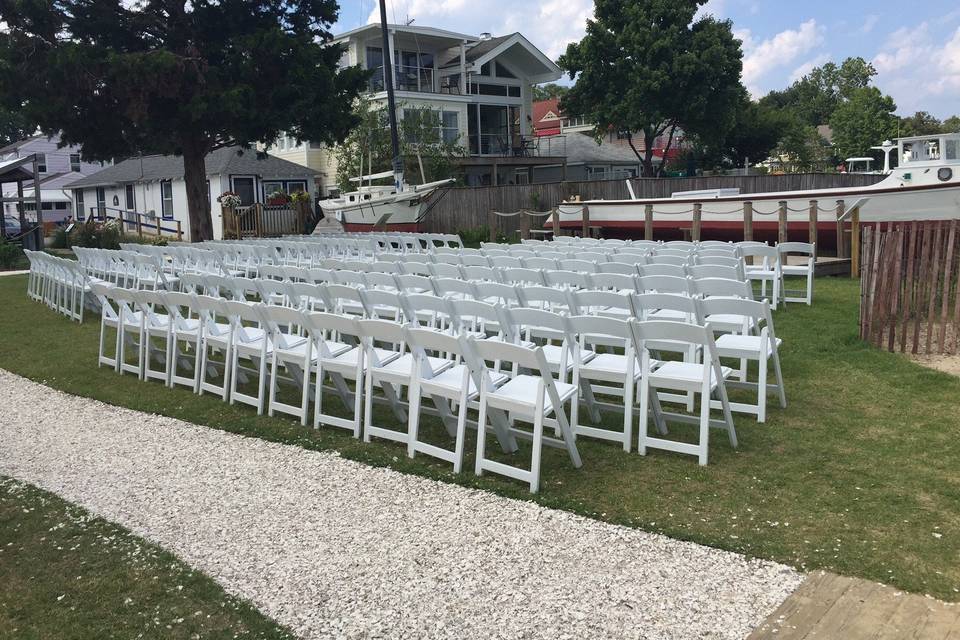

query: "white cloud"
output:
739 19 826 96
872 23 960 116
860 14 879 35
789 54 830 83
367 0 593 62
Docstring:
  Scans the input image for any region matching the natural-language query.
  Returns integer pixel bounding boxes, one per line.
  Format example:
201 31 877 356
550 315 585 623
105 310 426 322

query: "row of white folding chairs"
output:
90 283 779 490
175 272 782 423
23 250 92 322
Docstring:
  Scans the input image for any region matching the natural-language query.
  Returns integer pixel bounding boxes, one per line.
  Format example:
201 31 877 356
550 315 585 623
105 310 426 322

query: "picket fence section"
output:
860 220 960 355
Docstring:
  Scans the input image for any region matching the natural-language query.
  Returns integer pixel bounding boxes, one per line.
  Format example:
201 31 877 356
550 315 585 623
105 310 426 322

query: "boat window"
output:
364 194 371 200
945 139 958 161
927 139 941 160
902 143 914 164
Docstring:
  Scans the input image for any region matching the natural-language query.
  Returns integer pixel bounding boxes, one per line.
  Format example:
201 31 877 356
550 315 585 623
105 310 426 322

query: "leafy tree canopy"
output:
898 111 944 136
760 57 877 127
558 0 743 177
829 86 898 159
532 83 569 102
0 0 367 240
0 107 35 146
943 115 960 133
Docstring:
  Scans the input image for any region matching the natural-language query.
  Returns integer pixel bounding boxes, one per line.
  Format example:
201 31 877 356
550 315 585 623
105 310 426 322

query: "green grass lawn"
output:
1 274 959 601
0 476 294 639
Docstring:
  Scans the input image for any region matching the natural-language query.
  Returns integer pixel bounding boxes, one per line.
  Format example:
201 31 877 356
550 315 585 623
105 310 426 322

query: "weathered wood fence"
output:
860 220 960 355
224 203 311 239
420 173 886 236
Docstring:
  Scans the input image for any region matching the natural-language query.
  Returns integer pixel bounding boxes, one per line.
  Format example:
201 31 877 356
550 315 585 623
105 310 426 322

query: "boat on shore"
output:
555 134 960 243
318 170 453 232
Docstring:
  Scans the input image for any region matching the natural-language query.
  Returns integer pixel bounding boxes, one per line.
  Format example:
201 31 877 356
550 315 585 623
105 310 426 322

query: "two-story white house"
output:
0 134 110 223
268 24 566 192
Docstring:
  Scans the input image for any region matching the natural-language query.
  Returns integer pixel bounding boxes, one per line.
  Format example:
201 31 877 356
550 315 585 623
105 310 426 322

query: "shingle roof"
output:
65 146 318 189
0 135 42 157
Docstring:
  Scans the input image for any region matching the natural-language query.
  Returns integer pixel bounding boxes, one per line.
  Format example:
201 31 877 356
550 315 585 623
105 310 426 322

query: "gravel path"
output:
0 369 804 639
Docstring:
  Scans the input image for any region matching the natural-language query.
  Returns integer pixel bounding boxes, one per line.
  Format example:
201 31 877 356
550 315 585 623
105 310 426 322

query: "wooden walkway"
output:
749 572 960 639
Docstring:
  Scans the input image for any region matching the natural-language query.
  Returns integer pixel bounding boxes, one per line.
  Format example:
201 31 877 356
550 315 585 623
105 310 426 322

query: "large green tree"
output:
0 107 34 146
941 115 960 133
0 0 366 241
558 0 743 177
898 111 943 136
761 57 877 127
829 86 898 159
693 89 795 169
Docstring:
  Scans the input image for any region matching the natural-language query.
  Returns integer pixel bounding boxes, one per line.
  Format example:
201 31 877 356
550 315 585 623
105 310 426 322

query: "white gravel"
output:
0 368 803 639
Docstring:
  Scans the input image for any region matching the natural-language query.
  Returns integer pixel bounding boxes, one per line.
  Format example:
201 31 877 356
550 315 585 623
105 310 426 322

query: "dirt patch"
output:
910 353 960 376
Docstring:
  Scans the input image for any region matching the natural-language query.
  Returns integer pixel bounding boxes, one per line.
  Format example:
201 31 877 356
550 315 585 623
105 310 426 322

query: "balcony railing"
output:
468 133 567 158
367 65 436 94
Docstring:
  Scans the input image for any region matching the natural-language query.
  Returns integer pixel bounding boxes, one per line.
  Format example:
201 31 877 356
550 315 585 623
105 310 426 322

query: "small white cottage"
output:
65 146 319 241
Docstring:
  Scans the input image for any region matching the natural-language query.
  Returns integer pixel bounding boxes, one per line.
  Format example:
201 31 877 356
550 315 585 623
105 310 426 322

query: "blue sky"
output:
332 0 960 118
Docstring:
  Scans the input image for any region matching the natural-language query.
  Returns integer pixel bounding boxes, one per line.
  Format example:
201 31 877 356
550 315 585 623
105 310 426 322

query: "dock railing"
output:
85 206 183 241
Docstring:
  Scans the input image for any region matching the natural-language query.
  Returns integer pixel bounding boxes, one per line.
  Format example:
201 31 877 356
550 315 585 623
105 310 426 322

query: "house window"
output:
480 62 491 76
441 111 459 145
125 184 135 210
70 153 81 172
95 187 106 216
74 190 84 220
36 154 46 173
286 181 306 193
160 180 174 219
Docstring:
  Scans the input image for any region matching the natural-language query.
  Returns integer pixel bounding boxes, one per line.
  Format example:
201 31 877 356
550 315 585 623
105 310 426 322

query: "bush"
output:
50 227 70 249
458 226 509 248
0 239 24 269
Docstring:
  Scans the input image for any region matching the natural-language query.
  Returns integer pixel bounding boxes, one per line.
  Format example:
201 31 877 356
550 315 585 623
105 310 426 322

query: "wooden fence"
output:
224 203 310 239
860 220 960 355
419 173 886 236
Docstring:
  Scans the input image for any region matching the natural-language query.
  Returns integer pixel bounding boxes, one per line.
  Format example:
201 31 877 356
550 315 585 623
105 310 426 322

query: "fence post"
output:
581 204 590 238
778 200 788 245
836 200 846 259
256 203 263 238
644 204 654 241
850 204 861 278
551 207 560 237
135 213 143 238
156 214 162 238
743 201 753 243
176 220 183 242
487 209 497 242
808 200 818 245
692 202 702 242
520 209 530 240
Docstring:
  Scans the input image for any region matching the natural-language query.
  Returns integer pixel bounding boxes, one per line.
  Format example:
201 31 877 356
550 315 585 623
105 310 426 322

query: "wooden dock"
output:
749 572 960 639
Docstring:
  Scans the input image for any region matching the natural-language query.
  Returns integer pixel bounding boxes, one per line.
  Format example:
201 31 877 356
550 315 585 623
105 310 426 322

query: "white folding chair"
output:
631 320 737 465
224 300 273 414
472 339 582 493
195 295 235 400
701 297 786 423
741 244 783 309
779 242 815 305
261 304 314 424
162 291 204 392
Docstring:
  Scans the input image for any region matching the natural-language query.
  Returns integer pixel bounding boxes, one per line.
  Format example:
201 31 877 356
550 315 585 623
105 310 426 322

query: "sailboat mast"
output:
378 0 404 191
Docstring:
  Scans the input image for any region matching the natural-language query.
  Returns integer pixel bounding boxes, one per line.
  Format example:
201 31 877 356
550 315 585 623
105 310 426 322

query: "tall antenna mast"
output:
378 0 404 191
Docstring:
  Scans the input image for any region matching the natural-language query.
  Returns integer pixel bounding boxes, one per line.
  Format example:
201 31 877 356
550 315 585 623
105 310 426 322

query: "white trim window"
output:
74 189 84 219
160 180 174 219
70 153 81 172
36 153 47 173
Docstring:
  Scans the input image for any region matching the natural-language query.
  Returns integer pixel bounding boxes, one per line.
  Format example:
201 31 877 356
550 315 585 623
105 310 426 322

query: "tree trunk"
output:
658 124 678 177
625 132 653 178
182 139 213 242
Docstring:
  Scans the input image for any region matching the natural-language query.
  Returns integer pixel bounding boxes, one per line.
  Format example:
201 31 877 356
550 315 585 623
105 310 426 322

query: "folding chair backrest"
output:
489 255 523 268
402 293 454 328
357 318 408 355
322 283 365 315
518 285 573 311
460 254 491 267
597 261 638 275
559 259 597 273
395 273 435 295
307 267 336 284
647 255 689 267
686 264 743 281
570 289 634 316
334 269 368 288
567 314 634 350
430 262 463 279
258 304 307 347
401 261 434 276
179 273 206 294
502 267 545 286
470 338 552 385
474 281 523 307
448 298 516 341
543 269 592 290
522 257 558 270
639 263 688 278
364 271 398 291
432 277 477 299
590 272 638 293
637 274 691 295
304 311 360 350
633 292 703 323
287 282 326 311
778 241 815 259
690 277 754 299
461 265 500 282
700 297 773 334
577 252 609 263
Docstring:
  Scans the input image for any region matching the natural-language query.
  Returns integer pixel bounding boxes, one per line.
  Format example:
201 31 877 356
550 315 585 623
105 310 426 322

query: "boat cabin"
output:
898 134 960 167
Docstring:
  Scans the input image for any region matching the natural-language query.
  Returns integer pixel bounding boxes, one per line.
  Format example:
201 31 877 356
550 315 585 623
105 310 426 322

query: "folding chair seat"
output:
505 307 592 377
701 298 786 423
472 339 582 493
631 320 737 465
778 242 815 305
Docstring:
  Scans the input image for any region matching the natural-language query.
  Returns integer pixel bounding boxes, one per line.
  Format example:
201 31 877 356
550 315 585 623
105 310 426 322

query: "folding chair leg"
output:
406 377 423 456
697 381 712 466
475 390 490 476
529 392 545 493
452 384 470 474
758 355 768 423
